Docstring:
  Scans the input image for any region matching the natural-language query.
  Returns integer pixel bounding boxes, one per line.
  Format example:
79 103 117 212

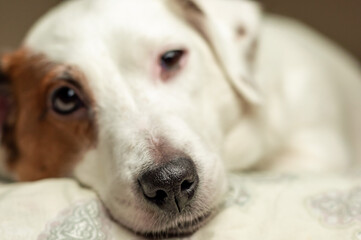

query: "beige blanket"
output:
0 174 360 240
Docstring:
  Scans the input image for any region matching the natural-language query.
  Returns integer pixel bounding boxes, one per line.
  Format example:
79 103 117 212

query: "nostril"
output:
156 190 167 200
138 179 168 202
181 180 194 192
149 190 168 203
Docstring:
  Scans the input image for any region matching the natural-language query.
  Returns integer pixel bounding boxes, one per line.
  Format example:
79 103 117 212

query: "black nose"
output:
138 157 199 213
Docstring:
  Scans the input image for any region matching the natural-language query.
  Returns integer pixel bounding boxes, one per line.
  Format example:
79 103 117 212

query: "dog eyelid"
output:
53 72 83 90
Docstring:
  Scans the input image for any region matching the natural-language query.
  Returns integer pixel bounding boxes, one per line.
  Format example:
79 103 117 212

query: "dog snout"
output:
138 157 199 213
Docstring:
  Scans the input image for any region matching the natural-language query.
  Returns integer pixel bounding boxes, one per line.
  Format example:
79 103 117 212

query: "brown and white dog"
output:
0 0 360 237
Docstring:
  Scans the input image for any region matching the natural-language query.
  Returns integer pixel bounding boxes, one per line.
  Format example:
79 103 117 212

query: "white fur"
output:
16 0 361 234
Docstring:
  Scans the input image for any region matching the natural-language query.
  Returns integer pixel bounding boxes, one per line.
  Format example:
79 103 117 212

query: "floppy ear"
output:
0 56 13 139
169 0 263 104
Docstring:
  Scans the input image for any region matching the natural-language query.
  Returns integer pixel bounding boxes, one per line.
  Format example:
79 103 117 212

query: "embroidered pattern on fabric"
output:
220 175 250 209
308 186 361 227
354 230 361 240
38 200 110 240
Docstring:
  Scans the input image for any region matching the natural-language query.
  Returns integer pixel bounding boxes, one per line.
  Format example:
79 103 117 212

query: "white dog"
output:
0 0 360 237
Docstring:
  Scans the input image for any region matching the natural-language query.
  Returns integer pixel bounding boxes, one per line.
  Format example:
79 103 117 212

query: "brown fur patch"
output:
173 0 204 16
167 0 207 41
1 48 97 181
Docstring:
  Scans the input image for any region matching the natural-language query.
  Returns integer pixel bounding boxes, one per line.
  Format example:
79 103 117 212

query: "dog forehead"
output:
23 0 194 102
25 0 187 63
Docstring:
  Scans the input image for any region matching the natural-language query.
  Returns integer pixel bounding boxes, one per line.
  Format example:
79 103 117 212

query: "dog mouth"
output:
105 195 215 239
135 210 213 239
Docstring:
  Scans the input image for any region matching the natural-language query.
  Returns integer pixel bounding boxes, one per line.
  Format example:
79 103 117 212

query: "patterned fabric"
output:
307 186 361 240
38 200 110 240
221 176 250 209
308 186 361 227
1 176 361 240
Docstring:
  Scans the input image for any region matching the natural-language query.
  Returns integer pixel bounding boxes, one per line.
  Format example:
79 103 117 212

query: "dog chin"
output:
134 210 214 239
107 203 214 239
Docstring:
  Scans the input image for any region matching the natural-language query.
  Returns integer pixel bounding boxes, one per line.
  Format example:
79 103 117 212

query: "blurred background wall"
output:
0 0 360 61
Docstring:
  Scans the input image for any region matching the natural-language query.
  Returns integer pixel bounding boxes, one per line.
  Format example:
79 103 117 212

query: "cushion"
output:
0 173 360 240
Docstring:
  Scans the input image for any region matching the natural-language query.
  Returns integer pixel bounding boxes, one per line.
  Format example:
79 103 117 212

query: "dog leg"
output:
261 129 352 173
223 119 267 171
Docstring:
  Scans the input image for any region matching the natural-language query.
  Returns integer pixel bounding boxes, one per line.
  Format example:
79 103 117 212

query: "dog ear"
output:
169 0 263 104
0 56 13 138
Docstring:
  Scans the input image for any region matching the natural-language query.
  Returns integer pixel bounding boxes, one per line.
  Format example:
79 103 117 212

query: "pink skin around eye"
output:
151 46 189 83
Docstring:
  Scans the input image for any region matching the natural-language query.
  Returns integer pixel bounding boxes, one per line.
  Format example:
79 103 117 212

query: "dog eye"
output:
161 50 184 70
51 86 84 115
159 49 186 80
